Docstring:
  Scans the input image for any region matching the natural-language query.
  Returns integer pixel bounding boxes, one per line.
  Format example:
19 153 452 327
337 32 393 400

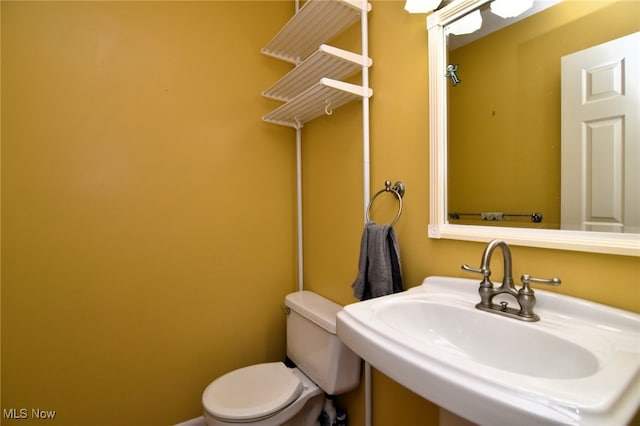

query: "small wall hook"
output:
324 99 333 115
446 64 461 86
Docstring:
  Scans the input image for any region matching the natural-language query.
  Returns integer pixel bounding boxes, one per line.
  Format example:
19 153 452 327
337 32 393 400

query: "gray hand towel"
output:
352 222 403 301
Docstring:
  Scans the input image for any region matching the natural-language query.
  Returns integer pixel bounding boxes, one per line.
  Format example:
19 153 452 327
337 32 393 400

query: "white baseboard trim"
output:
174 416 205 426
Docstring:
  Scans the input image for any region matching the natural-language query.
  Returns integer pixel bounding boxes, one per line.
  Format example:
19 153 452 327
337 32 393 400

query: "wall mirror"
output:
427 0 640 256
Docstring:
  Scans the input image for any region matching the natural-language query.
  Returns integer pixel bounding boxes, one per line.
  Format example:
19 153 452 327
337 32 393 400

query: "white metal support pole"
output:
361 2 372 426
365 362 372 426
294 0 303 293
296 127 303 292
362 4 371 217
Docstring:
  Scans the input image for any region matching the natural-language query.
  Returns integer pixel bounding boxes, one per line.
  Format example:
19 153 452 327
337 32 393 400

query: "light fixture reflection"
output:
404 0 442 13
445 9 483 35
490 0 534 18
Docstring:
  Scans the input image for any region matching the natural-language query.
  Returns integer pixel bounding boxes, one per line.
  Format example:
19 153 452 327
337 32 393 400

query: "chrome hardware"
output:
462 240 561 322
365 180 405 226
445 64 461 86
448 211 543 223
521 274 561 289
461 264 489 278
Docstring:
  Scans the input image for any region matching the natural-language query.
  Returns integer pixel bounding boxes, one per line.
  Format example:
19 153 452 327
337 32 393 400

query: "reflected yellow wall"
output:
448 0 639 228
2 1 639 426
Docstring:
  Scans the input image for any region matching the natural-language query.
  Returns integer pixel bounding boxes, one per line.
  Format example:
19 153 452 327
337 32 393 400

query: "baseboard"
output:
174 416 206 426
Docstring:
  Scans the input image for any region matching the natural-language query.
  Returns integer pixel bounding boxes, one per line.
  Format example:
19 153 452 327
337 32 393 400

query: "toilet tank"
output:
284 291 361 395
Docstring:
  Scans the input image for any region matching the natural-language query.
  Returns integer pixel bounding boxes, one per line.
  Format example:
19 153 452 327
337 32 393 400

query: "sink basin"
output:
376 300 601 380
337 276 640 425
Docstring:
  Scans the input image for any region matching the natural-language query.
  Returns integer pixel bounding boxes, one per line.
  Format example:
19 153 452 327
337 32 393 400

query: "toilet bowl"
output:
201 291 360 426
202 363 324 426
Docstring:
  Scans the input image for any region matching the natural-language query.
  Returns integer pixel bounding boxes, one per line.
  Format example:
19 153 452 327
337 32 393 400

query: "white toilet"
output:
202 291 361 426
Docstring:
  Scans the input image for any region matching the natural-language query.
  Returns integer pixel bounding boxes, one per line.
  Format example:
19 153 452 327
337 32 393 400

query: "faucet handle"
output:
461 264 489 276
462 264 493 287
520 274 561 294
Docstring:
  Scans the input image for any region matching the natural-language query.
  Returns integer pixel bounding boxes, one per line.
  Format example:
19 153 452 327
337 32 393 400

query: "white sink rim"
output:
336 276 640 426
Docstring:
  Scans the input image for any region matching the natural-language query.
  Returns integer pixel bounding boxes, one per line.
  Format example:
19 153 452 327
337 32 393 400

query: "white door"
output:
561 32 640 233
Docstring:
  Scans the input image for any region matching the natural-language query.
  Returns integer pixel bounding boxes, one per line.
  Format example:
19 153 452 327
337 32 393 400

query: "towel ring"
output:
366 180 405 226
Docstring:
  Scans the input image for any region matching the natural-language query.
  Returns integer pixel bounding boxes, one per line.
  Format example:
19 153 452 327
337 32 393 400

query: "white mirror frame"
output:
426 0 640 256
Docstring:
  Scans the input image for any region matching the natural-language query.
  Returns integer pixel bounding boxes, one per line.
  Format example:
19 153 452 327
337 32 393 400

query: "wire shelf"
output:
262 0 370 64
263 78 372 128
263 44 371 102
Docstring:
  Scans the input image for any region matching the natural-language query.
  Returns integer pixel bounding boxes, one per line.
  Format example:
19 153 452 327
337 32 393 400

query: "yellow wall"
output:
1 1 297 424
1 1 639 426
448 0 639 228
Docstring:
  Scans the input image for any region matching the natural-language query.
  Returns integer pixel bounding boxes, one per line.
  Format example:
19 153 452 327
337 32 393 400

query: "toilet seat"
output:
202 362 303 422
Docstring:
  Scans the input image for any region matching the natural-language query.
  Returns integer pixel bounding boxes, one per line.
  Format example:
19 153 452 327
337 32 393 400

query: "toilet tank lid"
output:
285 291 342 334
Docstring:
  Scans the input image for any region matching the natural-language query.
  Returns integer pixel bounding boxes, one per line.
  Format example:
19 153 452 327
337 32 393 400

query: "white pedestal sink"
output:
336 276 640 425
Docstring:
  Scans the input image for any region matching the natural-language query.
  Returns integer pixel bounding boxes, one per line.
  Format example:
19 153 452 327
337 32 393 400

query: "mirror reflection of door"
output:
561 32 640 233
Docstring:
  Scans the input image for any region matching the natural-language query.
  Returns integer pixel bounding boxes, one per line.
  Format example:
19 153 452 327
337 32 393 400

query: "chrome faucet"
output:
462 239 561 322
